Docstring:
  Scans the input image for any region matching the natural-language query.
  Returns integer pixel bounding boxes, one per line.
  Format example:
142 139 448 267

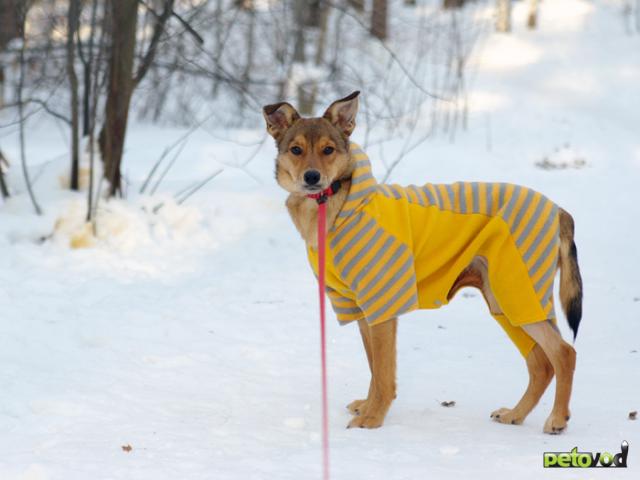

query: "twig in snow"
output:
149 137 189 195
175 168 223 205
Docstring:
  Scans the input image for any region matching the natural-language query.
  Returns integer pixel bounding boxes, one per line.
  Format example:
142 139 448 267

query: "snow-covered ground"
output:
1 1 639 479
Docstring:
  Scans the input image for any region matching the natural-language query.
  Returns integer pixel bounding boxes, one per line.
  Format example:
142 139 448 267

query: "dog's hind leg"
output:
347 318 375 416
449 258 555 426
347 317 397 429
522 321 576 434
490 342 554 425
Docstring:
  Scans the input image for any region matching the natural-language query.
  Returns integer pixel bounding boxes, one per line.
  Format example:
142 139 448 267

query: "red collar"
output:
306 180 342 204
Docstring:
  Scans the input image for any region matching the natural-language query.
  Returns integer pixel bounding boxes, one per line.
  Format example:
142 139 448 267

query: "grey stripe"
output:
434 185 444 208
534 256 558 293
354 159 369 168
333 305 362 315
347 185 376 201
516 197 548 248
334 218 376 265
369 291 418 324
351 172 374 185
422 185 436 205
528 227 559 278
366 274 416 323
445 184 455 208
341 228 384 278
360 255 414 311
351 236 394 291
458 183 467 213
510 189 535 234
498 183 506 208
533 261 558 295
471 182 480 213
485 183 494 215
540 279 555 309
357 244 407 300
389 185 403 199
329 295 354 306
377 185 392 198
409 185 425 206
501 185 522 223
523 205 558 262
338 208 354 218
330 212 363 249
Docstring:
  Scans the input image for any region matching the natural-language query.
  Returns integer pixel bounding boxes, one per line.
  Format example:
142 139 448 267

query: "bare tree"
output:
371 0 388 40
241 1 256 111
347 0 364 12
0 0 20 109
496 0 511 32
15 0 42 214
78 0 100 137
0 148 9 199
100 0 179 196
444 0 466 9
527 0 539 29
99 0 138 197
66 0 81 190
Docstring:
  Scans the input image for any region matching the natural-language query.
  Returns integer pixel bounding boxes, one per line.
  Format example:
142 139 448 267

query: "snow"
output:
1 1 639 479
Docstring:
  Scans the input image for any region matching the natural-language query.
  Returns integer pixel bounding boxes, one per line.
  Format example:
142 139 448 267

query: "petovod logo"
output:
543 441 629 468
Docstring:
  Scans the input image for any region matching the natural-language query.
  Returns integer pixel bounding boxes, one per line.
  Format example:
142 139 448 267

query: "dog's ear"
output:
322 91 360 137
263 102 300 141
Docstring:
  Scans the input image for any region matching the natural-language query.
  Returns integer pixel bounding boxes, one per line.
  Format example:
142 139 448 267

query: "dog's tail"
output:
558 208 583 340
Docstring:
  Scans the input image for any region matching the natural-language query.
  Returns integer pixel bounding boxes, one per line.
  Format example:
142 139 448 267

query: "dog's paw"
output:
347 399 368 416
490 407 523 425
543 411 570 434
347 414 384 429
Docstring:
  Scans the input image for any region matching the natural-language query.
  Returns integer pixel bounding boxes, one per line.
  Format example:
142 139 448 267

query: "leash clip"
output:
308 180 342 205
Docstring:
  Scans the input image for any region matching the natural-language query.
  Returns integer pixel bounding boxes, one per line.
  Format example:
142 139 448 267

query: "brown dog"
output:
263 91 582 434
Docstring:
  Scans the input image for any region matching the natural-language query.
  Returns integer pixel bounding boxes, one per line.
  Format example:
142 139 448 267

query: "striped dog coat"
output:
307 143 561 357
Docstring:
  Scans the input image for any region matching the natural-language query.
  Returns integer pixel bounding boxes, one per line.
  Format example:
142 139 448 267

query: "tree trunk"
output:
292 0 306 63
0 149 9 199
371 0 388 40
305 0 322 28
527 0 539 29
67 0 81 190
0 1 20 46
496 0 511 32
347 0 364 11
0 66 4 110
0 0 21 110
81 0 99 136
240 4 255 111
443 0 465 9
16 1 42 215
99 0 138 197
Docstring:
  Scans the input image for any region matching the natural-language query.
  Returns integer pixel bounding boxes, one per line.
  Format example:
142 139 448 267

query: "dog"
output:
263 91 583 434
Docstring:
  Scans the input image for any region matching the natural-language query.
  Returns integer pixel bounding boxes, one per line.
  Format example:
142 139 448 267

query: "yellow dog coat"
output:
307 143 560 357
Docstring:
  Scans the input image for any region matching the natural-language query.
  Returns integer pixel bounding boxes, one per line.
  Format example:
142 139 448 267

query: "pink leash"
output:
307 180 341 480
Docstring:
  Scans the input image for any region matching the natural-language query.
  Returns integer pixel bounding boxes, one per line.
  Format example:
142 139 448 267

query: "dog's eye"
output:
323 146 334 155
290 146 303 156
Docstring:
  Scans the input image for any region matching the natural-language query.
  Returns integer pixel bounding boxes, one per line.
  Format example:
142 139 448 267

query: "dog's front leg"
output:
347 319 375 416
348 318 397 429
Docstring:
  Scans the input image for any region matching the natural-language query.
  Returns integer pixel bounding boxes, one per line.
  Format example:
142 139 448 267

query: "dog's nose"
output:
303 170 321 186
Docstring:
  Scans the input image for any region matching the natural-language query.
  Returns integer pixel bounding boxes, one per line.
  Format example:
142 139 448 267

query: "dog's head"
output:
263 91 360 195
